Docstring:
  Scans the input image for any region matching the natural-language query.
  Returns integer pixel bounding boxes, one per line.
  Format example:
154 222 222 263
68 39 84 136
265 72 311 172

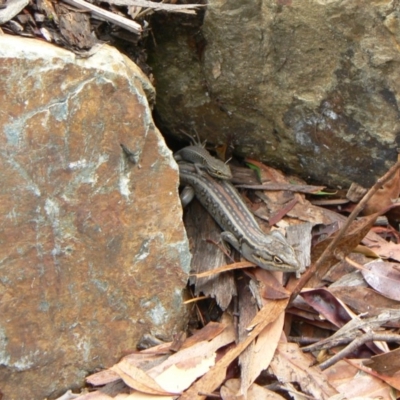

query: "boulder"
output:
0 35 190 399
149 0 400 187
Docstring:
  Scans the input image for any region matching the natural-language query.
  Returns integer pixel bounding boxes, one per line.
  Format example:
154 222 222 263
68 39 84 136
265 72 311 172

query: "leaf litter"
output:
7 0 400 397
58 155 400 400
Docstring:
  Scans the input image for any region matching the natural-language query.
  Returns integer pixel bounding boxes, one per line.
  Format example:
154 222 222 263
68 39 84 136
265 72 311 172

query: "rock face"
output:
149 0 400 187
0 35 190 399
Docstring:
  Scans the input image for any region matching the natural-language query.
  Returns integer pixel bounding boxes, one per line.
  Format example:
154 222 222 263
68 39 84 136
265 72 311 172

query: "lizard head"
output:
241 230 300 272
207 159 233 180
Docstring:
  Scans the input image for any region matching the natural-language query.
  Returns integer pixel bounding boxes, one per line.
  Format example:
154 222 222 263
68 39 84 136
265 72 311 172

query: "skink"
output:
174 145 232 180
179 163 299 272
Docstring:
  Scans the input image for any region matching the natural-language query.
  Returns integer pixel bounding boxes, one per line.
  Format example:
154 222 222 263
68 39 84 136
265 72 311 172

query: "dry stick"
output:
287 336 321 345
302 309 400 354
62 0 142 34
289 159 400 305
319 332 400 370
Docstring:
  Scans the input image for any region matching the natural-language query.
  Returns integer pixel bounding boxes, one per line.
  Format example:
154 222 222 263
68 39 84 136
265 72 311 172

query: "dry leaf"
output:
179 299 289 400
324 359 396 398
354 244 380 258
154 354 216 393
85 321 236 399
153 326 236 393
361 260 400 300
245 158 288 183
372 371 400 393
270 342 338 400
268 198 298 225
245 268 290 300
300 288 355 328
370 240 400 262
180 321 227 350
114 393 174 399
237 277 259 397
86 369 122 386
221 379 286 400
364 347 400 376
329 286 400 321
308 213 379 287
240 311 285 395
86 351 171 387
346 358 400 392
75 392 113 399
362 167 400 215
111 360 176 396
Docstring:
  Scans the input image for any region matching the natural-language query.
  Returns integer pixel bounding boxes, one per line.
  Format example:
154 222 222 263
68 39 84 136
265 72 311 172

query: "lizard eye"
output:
274 256 283 264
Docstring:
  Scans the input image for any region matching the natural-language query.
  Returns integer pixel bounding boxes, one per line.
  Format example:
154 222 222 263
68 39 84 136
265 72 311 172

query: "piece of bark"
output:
346 182 367 202
185 199 236 311
0 0 28 24
285 222 312 274
230 164 260 185
56 2 96 49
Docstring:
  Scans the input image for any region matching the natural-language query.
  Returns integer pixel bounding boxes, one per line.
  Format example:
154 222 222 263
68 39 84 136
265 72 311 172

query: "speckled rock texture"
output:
149 0 400 187
0 35 190 400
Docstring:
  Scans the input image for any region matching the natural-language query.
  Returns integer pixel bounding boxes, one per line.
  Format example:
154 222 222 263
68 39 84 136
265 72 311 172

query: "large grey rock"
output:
149 0 400 187
0 35 190 400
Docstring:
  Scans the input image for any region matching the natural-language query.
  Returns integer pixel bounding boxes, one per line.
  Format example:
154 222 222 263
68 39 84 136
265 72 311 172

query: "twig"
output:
287 336 321 345
62 0 142 34
289 159 400 305
319 332 400 370
235 183 325 193
302 309 400 354
99 0 205 12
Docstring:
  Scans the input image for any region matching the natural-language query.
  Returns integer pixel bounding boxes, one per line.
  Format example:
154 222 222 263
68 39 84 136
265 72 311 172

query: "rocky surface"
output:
0 35 190 399
149 0 400 187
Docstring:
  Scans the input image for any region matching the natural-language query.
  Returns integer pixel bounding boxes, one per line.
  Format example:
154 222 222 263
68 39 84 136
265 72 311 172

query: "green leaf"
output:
312 190 338 195
245 162 262 180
